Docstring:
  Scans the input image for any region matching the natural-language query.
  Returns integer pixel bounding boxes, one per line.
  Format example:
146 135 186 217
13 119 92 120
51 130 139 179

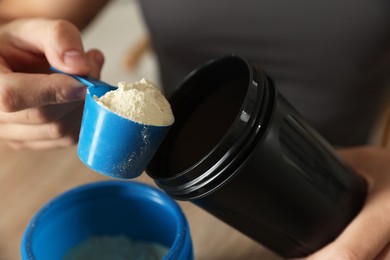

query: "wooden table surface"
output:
0 143 282 260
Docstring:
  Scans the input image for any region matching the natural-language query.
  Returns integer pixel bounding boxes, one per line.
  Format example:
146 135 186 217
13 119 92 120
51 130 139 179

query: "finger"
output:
7 19 90 75
6 127 80 150
0 57 11 73
306 188 390 260
0 102 82 124
0 73 86 112
0 103 83 141
85 48 105 79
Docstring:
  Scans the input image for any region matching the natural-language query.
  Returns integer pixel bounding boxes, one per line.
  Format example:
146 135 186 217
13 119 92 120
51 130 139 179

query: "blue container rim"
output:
21 180 191 260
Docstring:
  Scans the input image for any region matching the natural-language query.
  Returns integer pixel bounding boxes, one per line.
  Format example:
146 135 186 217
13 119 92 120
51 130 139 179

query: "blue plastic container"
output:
21 181 193 260
78 85 171 179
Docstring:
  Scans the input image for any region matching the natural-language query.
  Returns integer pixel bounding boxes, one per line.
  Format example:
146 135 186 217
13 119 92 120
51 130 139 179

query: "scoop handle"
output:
50 67 117 88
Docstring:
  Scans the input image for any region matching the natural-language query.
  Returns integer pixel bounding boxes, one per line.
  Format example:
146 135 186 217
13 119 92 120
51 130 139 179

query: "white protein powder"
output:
64 235 169 260
94 79 174 126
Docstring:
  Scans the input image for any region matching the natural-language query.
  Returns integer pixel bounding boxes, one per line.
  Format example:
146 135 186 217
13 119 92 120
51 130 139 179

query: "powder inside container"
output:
64 235 169 260
94 79 174 126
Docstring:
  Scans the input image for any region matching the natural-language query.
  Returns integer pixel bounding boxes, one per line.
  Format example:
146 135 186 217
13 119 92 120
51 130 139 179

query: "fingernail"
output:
63 50 87 67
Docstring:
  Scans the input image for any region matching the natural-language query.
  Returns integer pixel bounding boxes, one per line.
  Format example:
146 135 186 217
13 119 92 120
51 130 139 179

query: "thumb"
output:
85 49 105 79
9 19 91 75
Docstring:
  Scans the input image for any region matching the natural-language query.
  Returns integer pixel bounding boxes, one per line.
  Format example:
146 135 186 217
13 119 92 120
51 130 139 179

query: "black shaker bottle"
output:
146 55 367 258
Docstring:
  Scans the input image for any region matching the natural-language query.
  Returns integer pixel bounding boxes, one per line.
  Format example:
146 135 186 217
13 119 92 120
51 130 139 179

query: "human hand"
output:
294 146 390 260
0 18 104 149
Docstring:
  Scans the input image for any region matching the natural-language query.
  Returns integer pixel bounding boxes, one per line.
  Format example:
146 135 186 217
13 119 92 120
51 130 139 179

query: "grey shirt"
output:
139 0 390 146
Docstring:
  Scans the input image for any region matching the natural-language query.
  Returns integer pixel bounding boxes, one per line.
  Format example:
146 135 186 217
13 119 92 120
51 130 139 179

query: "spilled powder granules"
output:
64 235 169 260
94 79 174 126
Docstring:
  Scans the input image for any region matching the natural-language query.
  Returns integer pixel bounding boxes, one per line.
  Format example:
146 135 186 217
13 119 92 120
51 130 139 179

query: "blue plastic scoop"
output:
50 66 118 89
52 68 172 179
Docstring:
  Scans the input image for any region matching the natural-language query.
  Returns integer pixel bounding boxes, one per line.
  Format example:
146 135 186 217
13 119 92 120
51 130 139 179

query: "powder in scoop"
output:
95 79 174 126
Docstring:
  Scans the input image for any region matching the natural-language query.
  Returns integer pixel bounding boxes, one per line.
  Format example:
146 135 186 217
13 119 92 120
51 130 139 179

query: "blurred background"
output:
82 0 159 88
80 0 390 147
